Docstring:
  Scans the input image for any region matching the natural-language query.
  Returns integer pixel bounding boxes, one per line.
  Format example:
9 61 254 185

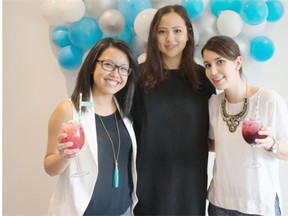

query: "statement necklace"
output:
221 92 249 133
98 113 120 188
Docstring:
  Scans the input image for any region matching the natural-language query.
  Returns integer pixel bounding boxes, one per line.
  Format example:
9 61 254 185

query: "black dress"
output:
131 66 215 215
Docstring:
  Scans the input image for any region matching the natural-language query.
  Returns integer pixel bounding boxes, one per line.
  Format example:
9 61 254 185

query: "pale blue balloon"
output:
250 36 274 62
266 0 285 22
117 0 152 27
102 27 134 45
69 17 102 51
58 45 83 70
51 26 71 48
181 0 204 19
240 0 268 25
210 0 242 17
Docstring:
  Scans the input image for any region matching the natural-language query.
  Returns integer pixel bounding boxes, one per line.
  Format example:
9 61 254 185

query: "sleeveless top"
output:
84 111 132 215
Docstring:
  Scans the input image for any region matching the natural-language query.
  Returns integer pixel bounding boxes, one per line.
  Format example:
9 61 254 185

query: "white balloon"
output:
138 53 147 64
99 9 126 36
58 0 85 22
41 0 66 26
242 21 267 37
234 35 250 59
193 11 218 46
193 24 200 46
150 0 180 9
132 36 147 56
217 10 243 38
134 8 157 42
84 0 118 20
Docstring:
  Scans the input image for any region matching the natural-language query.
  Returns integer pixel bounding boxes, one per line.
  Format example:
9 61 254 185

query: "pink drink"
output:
61 121 85 150
242 118 262 144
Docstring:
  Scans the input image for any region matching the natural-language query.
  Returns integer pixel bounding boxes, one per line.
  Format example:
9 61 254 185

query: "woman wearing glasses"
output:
44 38 138 215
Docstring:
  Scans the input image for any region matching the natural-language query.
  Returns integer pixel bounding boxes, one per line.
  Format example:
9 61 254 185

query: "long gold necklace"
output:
98 112 120 188
221 87 249 132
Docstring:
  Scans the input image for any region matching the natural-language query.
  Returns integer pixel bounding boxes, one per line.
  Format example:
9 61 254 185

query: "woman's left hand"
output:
254 127 275 151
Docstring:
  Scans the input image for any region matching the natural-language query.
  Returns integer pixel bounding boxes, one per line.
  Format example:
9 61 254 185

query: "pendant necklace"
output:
98 112 120 188
221 86 249 132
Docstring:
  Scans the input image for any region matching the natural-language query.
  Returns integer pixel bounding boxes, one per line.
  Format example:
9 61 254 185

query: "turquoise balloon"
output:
102 27 134 45
266 0 284 22
51 26 71 48
58 45 83 70
240 0 268 25
117 0 151 27
250 36 274 62
114 27 134 45
210 0 242 17
69 17 102 51
181 0 204 19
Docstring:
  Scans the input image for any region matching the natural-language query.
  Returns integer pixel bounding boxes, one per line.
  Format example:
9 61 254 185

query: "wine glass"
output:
61 120 89 177
242 118 263 168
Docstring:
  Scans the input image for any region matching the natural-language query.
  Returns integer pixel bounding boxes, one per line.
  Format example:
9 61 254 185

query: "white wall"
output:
3 0 288 215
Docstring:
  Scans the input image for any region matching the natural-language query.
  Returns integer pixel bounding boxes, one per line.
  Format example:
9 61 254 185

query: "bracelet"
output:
265 137 275 152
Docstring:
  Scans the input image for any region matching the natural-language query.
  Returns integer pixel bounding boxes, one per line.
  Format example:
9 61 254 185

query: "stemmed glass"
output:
242 118 263 168
61 120 88 177
61 93 93 177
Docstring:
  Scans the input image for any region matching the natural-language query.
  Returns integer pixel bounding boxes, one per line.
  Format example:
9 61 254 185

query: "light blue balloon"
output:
181 0 204 19
240 0 268 25
114 27 134 45
69 17 102 51
210 0 242 17
266 0 284 22
102 27 134 45
58 45 83 70
51 26 71 48
250 36 274 62
117 0 152 27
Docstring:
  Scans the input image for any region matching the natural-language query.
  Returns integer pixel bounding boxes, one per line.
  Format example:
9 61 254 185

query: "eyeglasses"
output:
96 60 132 76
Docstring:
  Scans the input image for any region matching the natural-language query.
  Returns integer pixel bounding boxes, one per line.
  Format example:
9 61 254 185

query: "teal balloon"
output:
51 26 71 48
181 0 204 19
210 0 242 17
250 36 274 62
114 27 134 45
58 45 83 70
117 0 151 27
266 0 284 22
69 17 102 51
102 27 134 45
240 0 268 25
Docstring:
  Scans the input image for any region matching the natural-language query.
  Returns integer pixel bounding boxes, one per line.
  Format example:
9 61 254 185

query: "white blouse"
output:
208 89 288 215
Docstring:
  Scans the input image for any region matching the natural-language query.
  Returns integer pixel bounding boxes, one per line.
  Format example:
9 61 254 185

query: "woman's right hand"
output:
57 133 79 160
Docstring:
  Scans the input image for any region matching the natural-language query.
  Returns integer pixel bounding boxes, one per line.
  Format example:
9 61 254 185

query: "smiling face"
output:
93 47 129 97
203 49 242 91
156 12 188 67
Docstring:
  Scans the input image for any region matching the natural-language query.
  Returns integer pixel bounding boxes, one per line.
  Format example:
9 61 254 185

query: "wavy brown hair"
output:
138 5 200 91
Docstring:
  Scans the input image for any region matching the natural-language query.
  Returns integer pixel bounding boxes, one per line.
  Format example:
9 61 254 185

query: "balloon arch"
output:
41 0 285 70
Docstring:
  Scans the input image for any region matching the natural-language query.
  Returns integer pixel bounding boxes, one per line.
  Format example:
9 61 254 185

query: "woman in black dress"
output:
131 5 215 215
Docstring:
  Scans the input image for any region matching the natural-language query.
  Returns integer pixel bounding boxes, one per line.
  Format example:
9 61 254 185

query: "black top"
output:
131 66 215 215
84 111 132 215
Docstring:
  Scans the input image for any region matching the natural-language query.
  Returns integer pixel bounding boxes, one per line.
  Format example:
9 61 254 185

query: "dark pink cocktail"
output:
242 118 263 168
242 119 262 144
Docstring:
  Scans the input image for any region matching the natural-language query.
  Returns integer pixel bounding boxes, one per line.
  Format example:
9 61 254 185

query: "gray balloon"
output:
84 0 118 20
99 9 126 36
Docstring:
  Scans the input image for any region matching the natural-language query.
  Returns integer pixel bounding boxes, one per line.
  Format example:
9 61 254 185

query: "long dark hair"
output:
71 37 138 117
139 4 200 91
201 35 243 75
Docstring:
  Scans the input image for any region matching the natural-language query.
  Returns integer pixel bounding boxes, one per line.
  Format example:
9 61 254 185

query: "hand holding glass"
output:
61 120 88 177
